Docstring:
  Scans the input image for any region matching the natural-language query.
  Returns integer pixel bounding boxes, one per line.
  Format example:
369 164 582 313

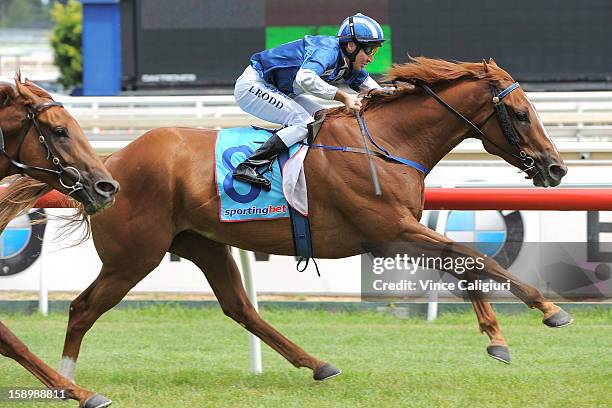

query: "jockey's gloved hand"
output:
335 90 362 111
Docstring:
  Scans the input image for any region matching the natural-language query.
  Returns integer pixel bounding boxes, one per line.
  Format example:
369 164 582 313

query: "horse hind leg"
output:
169 231 340 381
0 322 112 407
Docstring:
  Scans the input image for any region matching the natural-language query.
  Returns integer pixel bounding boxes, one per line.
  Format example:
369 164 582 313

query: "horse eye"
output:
54 127 68 137
515 111 529 122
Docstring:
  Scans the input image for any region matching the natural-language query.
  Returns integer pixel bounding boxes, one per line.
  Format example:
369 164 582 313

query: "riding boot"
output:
232 133 287 191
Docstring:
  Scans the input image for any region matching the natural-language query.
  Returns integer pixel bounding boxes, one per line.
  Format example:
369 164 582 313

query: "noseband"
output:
418 82 537 178
0 101 84 195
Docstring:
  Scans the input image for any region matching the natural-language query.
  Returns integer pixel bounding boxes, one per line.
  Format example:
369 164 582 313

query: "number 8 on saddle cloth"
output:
215 127 301 222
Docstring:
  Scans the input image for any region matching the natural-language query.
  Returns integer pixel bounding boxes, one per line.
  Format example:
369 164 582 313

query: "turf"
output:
0 306 610 408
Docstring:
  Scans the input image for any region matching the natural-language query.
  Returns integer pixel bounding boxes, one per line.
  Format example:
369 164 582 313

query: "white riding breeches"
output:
234 66 324 146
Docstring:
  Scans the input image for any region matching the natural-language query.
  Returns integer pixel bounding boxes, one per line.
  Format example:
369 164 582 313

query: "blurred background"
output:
0 0 60 88
2 0 611 95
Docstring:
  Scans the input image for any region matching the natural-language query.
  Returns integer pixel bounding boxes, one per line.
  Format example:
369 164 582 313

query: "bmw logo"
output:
428 210 524 269
0 210 46 277
426 210 524 298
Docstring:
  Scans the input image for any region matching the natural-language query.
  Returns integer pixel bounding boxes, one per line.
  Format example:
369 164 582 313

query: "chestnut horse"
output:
0 78 118 407
3 58 572 384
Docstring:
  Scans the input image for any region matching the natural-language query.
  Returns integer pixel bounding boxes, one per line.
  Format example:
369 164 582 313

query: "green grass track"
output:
0 306 610 407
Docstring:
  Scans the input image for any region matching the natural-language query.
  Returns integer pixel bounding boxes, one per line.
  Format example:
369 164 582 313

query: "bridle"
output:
417 81 539 179
0 101 84 195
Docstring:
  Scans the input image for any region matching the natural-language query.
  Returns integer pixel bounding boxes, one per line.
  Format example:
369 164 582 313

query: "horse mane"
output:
0 176 53 232
327 56 512 118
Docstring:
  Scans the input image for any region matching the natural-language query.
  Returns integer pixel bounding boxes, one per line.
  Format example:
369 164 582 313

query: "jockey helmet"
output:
337 13 385 45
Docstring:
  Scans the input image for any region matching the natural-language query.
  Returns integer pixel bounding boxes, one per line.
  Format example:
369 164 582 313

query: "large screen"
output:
120 0 612 90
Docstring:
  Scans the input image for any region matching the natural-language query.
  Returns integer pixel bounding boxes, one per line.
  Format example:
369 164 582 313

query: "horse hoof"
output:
543 308 574 328
487 345 511 364
313 363 341 381
81 394 112 408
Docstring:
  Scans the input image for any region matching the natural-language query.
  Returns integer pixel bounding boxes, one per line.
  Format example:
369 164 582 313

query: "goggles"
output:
362 45 379 57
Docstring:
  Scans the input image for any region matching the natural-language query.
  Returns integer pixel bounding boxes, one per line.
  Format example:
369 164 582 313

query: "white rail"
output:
51 92 612 142
89 139 612 157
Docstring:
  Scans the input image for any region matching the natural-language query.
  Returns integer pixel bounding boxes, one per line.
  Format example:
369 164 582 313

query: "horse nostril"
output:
548 164 567 181
94 179 119 198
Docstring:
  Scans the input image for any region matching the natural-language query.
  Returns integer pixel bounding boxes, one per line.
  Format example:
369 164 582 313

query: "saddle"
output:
307 110 326 144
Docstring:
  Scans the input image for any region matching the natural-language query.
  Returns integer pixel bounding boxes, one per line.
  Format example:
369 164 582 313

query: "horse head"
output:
0 76 119 214
369 57 567 188
477 59 567 187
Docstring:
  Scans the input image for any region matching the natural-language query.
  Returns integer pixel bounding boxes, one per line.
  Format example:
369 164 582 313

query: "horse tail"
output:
0 175 52 232
0 176 91 247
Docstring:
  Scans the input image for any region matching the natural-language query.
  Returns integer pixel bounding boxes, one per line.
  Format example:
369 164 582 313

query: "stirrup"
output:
258 157 277 176
233 172 272 191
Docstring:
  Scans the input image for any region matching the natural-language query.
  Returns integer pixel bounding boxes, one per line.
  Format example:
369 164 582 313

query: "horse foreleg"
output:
60 266 154 382
0 321 111 407
464 285 511 363
393 223 508 349
470 254 570 324
170 232 340 381
441 269 511 362
400 221 572 321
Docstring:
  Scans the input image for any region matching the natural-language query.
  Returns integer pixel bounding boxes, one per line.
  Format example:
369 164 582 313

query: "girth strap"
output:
277 149 314 261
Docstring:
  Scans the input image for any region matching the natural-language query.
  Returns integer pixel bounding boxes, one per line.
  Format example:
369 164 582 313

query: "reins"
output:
301 119 431 175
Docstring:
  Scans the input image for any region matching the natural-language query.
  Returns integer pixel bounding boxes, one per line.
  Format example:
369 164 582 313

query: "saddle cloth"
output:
215 127 308 222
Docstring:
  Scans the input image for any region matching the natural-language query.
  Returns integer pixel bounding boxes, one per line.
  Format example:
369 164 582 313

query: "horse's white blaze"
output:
527 98 560 155
59 357 77 382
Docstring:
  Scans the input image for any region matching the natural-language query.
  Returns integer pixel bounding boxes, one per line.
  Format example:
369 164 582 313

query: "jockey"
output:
232 13 393 190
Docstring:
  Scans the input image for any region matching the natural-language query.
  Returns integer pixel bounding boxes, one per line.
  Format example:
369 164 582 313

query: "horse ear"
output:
14 73 28 97
488 58 498 67
482 59 489 73
406 52 418 63
14 74 41 105
25 79 48 97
